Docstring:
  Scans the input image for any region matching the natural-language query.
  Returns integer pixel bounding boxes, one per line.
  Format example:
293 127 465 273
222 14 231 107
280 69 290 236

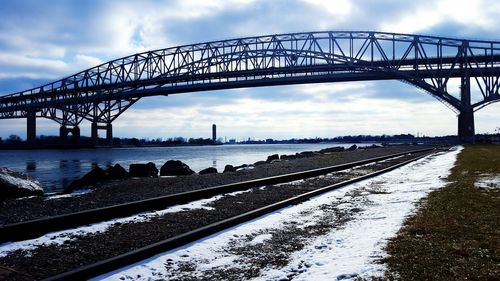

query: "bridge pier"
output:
458 110 474 143
91 122 113 146
458 74 475 143
59 126 81 145
27 111 36 145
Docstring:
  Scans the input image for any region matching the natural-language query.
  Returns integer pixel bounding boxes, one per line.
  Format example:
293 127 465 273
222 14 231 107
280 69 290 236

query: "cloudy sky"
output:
0 0 499 140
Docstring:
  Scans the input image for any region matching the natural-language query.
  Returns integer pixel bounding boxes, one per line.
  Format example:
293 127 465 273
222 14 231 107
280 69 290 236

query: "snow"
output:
0 189 252 258
44 188 93 200
93 146 461 281
0 168 43 193
276 179 305 186
249 233 273 245
475 175 500 191
237 165 255 171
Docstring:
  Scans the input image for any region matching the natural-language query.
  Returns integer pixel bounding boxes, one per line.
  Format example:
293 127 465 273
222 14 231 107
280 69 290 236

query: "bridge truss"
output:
0 31 499 144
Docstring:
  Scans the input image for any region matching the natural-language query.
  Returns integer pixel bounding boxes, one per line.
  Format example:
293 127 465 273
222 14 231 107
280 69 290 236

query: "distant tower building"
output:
212 124 217 142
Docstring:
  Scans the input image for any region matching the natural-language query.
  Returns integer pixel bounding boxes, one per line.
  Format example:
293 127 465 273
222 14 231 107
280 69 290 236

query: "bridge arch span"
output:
1 31 499 144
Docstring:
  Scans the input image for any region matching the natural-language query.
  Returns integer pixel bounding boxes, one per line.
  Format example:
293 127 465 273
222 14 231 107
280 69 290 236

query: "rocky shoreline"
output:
0 148 438 280
0 145 437 225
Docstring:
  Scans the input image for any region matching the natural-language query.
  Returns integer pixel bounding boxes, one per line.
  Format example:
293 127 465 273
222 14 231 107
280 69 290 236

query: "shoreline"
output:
0 144 439 225
1 142 387 194
0 140 449 151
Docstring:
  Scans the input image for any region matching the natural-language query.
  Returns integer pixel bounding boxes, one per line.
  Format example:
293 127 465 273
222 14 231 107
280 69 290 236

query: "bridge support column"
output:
60 126 81 145
91 122 98 145
106 123 113 146
60 126 68 145
73 126 81 145
91 122 113 146
27 111 36 145
458 110 474 143
458 75 475 143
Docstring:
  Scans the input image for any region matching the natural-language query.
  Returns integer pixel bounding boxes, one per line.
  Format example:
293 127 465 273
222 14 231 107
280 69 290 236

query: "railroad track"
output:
0 147 442 280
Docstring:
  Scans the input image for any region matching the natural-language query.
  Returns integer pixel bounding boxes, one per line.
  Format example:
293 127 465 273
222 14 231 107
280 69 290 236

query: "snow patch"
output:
44 189 92 200
237 166 255 171
275 179 305 186
249 233 273 245
475 175 500 191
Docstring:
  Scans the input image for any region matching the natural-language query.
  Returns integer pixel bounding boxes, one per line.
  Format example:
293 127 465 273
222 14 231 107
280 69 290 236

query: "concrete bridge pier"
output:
27 110 36 145
59 126 81 145
458 110 475 143
458 75 475 143
91 122 113 146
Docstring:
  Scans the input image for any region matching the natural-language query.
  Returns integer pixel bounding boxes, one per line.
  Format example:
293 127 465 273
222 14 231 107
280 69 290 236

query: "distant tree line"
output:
243 134 417 144
0 133 498 147
0 134 22 144
113 137 219 146
0 135 220 146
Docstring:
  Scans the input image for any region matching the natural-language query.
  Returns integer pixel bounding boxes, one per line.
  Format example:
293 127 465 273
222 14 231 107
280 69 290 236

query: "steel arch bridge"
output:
1 31 499 145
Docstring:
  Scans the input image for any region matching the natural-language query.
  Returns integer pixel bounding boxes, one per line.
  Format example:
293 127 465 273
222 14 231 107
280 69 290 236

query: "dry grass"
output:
382 145 500 280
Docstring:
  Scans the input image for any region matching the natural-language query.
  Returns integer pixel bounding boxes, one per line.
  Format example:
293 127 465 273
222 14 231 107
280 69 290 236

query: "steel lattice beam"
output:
0 31 499 142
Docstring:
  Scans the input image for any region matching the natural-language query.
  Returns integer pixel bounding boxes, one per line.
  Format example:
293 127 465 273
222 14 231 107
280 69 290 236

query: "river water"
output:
0 143 367 193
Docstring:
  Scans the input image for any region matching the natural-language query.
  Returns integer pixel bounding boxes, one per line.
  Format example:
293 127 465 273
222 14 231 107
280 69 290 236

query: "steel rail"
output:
42 147 441 281
0 147 434 243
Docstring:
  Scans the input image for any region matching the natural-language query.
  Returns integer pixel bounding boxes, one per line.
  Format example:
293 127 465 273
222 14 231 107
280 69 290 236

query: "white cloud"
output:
380 0 499 34
380 7 442 34
295 82 369 95
73 54 103 69
0 53 103 80
0 54 66 70
302 0 352 16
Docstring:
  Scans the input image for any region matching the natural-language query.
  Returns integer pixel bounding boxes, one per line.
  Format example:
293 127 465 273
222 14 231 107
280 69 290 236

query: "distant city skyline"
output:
0 0 499 139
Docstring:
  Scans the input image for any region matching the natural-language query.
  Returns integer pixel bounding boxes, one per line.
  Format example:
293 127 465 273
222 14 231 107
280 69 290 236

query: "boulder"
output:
319 146 344 153
199 167 218 175
160 160 194 176
347 144 358 151
106 164 130 180
254 161 267 166
64 166 108 193
266 154 279 163
280 154 297 160
223 165 237 173
298 151 316 158
130 162 159 177
0 167 44 199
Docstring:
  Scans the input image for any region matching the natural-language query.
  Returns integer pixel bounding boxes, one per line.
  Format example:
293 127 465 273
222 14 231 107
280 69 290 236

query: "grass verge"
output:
381 145 500 280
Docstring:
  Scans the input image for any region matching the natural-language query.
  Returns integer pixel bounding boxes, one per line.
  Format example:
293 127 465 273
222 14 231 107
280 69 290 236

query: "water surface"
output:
0 143 366 193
